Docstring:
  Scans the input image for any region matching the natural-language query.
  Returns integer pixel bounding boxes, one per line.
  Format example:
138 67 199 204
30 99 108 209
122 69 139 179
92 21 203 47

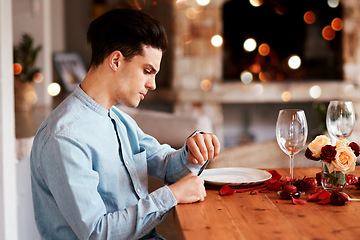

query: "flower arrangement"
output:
13 33 42 82
305 135 360 188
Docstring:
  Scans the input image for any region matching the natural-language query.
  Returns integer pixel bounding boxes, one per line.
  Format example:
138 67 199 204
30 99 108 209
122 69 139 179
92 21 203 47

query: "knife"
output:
197 160 210 176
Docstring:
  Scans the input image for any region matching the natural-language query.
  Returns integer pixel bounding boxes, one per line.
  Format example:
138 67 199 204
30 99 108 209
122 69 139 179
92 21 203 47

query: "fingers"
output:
187 133 221 165
168 173 207 203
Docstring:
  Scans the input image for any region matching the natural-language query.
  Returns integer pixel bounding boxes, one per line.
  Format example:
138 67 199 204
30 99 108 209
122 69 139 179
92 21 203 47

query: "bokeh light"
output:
275 5 286 15
23 85 38 104
200 79 212 91
33 72 44 83
259 72 270 82
211 35 223 47
249 63 261 74
281 91 291 102
288 55 301 69
258 43 270 56
304 11 316 24
309 85 321 99
196 0 210 6
186 8 197 19
331 18 343 31
249 0 263 7
327 0 339 8
344 84 355 93
13 63 22 75
240 71 253 84
243 38 257 52
322 25 336 40
252 84 264 95
47 82 61 96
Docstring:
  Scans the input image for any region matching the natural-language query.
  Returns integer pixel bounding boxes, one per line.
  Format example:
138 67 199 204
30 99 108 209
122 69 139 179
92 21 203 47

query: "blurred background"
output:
11 0 360 148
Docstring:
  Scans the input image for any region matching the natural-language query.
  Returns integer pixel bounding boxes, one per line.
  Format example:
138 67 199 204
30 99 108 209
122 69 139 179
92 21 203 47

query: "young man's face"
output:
114 45 162 108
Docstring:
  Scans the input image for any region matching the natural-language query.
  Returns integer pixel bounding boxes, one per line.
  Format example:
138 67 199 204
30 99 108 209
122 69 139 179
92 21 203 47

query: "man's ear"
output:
108 50 123 71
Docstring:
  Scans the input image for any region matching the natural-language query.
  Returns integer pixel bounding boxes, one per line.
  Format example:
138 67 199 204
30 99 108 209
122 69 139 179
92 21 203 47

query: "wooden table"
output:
174 167 360 240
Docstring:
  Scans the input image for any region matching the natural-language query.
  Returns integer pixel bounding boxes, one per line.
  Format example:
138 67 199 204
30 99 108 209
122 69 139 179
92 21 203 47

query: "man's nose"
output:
146 77 156 90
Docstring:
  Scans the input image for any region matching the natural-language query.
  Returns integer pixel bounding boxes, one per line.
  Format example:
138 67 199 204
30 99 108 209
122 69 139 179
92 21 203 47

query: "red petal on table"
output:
292 197 307 205
308 192 321 202
268 170 282 181
267 181 283 191
219 185 235 195
318 190 331 200
318 197 331 205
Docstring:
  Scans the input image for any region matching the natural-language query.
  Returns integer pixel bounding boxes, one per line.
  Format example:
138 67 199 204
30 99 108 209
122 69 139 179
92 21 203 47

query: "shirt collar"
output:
74 85 109 116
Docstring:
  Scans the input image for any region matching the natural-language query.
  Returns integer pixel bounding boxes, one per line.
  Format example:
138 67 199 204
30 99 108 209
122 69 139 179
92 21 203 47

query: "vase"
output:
14 78 37 112
321 161 346 191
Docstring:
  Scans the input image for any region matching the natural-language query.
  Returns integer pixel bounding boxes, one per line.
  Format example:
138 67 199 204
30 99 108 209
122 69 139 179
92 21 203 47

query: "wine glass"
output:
276 109 308 182
326 100 355 142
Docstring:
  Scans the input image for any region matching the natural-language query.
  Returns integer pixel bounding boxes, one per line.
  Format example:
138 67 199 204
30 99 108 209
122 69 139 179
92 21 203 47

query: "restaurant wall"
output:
12 0 66 107
222 103 322 148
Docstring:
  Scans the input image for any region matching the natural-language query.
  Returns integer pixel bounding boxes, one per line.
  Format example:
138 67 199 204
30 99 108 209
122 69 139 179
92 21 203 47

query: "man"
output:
30 8 220 240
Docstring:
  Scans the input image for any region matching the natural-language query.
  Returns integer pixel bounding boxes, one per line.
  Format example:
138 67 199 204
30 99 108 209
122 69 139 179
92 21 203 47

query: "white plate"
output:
201 167 272 188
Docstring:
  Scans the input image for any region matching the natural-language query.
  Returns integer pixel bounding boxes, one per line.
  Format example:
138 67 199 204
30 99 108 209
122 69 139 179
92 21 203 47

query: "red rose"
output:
304 177 317 189
305 148 319 160
330 190 350 206
294 177 317 190
320 145 336 162
349 142 360 157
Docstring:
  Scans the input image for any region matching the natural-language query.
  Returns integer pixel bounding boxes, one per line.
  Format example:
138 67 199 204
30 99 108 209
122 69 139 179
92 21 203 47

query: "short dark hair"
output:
87 9 168 67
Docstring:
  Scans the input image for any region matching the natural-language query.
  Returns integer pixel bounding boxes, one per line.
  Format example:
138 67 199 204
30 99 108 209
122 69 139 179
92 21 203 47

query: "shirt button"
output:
125 161 129 165
137 188 140 193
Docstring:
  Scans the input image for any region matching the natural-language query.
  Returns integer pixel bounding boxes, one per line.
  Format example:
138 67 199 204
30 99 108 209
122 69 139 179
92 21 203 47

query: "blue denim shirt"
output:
30 86 201 239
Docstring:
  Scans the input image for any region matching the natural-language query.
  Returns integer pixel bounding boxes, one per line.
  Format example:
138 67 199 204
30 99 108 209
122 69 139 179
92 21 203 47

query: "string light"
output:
322 25 335 40
243 38 257 52
47 83 61 96
331 18 343 31
304 11 316 24
200 79 212 91
33 72 44 83
249 63 261 74
240 71 253 84
258 43 270 56
259 72 269 82
281 91 291 102
309 85 321 99
249 0 263 7
252 84 264 95
327 0 339 8
288 55 301 69
211 35 223 47
13 63 22 75
186 8 197 19
196 0 210 7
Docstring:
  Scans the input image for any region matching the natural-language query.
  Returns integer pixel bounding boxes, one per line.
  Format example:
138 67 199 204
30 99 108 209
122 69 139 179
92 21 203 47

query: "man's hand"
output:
186 133 220 165
168 173 206 203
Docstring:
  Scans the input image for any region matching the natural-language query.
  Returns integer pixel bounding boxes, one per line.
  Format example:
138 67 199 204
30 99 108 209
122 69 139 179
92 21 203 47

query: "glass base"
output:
321 162 346 192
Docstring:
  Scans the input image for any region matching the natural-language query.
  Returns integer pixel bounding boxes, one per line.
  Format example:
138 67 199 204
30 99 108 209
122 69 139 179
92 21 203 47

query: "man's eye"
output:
144 69 151 74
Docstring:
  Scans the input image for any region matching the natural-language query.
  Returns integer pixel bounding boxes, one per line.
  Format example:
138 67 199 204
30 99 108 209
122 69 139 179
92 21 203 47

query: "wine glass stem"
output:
289 154 294 183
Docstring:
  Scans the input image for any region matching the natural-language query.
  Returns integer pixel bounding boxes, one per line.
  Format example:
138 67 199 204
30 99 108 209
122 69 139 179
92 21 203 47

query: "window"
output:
223 0 343 82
